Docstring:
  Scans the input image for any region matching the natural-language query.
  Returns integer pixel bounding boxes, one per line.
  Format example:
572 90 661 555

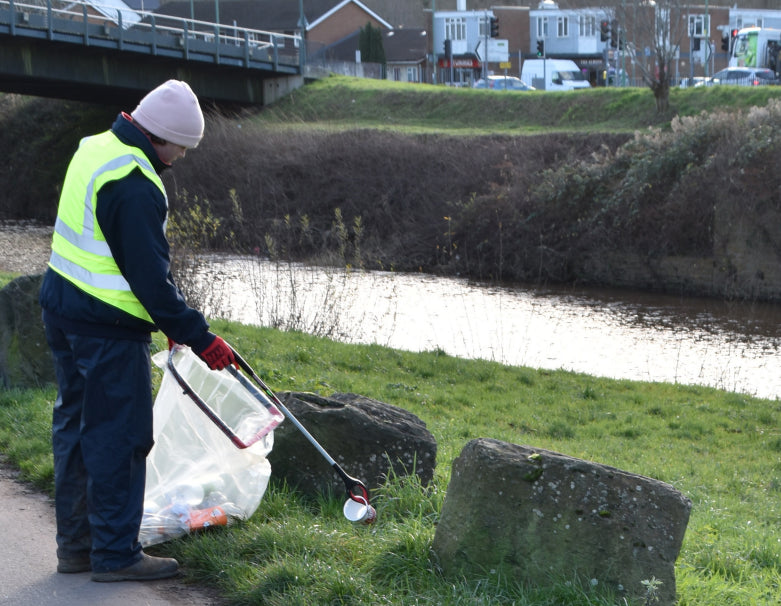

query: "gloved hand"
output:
196 335 237 371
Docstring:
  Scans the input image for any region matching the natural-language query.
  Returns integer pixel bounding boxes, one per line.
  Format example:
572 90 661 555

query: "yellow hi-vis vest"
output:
48 130 167 323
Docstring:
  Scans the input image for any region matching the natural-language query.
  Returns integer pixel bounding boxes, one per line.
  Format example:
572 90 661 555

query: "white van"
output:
520 59 591 91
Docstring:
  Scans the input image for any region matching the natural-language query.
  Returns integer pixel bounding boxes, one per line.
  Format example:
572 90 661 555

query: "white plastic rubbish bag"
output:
140 346 284 546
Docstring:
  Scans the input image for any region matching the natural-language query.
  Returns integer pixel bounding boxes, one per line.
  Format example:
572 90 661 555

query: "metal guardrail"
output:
0 0 303 74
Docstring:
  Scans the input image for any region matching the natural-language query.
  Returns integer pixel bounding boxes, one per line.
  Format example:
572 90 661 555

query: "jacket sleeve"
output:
95 169 213 351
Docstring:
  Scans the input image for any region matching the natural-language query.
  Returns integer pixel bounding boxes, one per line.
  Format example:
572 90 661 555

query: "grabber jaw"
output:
347 479 370 504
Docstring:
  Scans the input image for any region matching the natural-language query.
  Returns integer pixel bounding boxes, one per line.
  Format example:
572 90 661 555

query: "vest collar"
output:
111 112 169 174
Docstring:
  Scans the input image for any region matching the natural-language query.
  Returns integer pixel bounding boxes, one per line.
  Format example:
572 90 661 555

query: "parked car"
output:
473 76 535 91
695 67 778 87
679 76 708 89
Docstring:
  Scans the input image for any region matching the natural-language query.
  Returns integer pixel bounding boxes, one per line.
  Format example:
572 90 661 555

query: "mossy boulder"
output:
433 438 692 605
0 274 54 388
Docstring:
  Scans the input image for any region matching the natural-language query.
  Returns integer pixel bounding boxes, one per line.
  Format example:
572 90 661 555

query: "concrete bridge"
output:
0 0 305 106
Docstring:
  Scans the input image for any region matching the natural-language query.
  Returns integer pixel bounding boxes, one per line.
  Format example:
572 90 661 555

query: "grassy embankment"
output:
4 74 781 222
249 75 781 134
1 79 780 604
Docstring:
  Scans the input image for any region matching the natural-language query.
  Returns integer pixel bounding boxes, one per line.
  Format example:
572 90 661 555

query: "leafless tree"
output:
605 0 690 112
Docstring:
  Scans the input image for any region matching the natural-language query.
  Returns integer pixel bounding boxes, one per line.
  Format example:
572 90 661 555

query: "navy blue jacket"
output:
39 113 213 352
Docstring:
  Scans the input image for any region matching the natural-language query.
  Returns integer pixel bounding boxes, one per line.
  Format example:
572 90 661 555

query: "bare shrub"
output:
169 194 378 338
448 107 781 290
166 116 630 280
166 191 232 317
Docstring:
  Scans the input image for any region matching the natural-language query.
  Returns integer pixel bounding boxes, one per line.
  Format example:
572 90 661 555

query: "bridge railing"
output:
0 0 303 74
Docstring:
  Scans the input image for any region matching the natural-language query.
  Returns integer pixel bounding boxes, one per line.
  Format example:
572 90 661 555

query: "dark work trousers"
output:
44 323 154 573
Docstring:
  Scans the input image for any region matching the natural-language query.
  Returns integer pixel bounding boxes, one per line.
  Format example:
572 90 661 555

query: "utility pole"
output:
432 0 436 83
482 10 488 81
298 0 307 67
449 40 454 84
689 26 694 82
704 0 709 78
621 0 625 86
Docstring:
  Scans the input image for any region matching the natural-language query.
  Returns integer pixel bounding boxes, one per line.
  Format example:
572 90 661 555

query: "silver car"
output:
697 67 777 87
473 76 535 91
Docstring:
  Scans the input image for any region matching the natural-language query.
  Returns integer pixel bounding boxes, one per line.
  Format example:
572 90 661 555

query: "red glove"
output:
197 335 237 371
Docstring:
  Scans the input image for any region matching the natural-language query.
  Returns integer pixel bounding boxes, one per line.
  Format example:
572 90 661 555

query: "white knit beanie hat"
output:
131 80 204 148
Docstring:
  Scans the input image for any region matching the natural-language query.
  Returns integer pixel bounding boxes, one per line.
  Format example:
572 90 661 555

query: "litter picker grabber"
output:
227 346 376 524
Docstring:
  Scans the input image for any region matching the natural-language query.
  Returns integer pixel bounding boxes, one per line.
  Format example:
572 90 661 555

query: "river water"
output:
199 257 781 401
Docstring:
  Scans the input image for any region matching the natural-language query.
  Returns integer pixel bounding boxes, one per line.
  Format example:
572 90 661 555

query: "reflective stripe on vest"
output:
48 131 167 323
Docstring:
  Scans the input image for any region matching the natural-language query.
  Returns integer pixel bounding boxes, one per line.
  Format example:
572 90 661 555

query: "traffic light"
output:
721 35 729 51
610 20 618 48
692 37 701 52
600 20 610 42
490 17 499 38
444 38 451 58
536 39 545 57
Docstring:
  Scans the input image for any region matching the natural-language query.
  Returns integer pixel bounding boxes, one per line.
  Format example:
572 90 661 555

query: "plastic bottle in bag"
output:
141 504 189 543
168 483 205 507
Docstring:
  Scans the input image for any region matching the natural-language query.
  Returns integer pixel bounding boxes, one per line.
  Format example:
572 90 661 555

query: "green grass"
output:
253 75 781 135
1 319 779 605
